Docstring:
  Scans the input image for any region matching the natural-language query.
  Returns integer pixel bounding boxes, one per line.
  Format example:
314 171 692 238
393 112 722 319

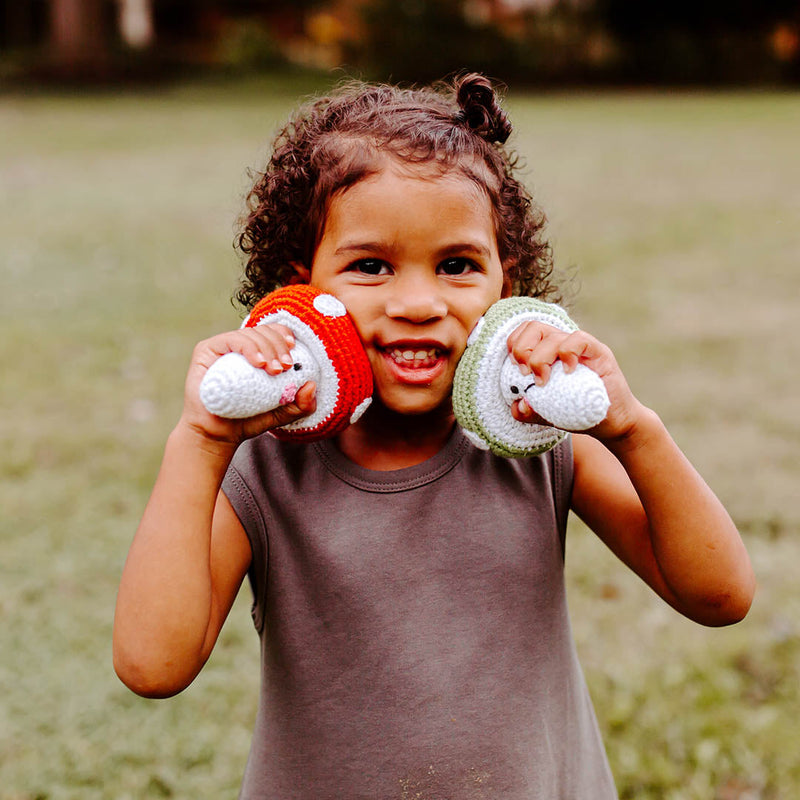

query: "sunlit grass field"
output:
1 76 798 799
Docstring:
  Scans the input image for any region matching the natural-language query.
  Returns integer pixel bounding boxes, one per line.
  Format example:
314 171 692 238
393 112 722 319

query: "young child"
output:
113 74 755 799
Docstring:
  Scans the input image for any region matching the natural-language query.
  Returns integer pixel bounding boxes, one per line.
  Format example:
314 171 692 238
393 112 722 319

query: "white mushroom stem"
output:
500 358 609 431
199 342 320 419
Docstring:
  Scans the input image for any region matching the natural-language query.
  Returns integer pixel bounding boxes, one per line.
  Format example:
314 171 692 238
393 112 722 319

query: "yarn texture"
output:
199 285 373 442
453 297 609 458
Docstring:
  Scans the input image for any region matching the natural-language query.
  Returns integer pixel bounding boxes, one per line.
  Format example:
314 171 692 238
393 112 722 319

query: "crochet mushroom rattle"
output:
452 297 610 458
198 285 373 442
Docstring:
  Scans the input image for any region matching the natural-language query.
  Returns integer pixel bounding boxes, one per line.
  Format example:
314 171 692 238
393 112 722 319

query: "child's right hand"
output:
180 323 317 446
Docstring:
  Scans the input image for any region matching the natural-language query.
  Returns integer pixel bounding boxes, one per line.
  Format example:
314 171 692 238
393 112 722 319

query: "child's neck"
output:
334 401 456 471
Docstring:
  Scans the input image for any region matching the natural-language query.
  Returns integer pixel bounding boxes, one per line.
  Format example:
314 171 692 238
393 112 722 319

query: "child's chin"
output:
373 386 453 418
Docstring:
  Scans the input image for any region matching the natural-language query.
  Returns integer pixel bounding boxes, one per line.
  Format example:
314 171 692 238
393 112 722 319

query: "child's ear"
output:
288 262 311 285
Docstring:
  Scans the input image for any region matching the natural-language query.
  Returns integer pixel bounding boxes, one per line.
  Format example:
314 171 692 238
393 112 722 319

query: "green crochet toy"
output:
453 297 610 458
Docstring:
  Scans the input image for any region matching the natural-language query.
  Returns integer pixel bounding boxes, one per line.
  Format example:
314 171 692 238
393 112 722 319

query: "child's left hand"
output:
507 319 755 630
506 321 644 441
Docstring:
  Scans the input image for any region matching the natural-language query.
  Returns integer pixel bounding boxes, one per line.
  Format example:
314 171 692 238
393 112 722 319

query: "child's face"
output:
309 164 509 416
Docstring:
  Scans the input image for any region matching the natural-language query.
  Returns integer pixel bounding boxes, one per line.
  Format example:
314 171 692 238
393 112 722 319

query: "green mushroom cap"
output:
452 297 578 458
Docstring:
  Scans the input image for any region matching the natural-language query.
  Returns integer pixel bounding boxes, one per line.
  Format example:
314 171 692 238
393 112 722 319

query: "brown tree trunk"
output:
49 0 110 78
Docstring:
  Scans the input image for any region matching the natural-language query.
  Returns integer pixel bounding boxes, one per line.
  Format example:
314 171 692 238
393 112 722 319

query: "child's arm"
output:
508 322 756 627
113 325 316 697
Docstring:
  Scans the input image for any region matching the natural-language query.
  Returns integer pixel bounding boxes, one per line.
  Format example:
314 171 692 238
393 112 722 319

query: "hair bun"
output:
455 73 512 145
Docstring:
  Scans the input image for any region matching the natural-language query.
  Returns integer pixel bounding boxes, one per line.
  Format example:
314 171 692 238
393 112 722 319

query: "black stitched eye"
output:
293 363 302 371
510 385 519 394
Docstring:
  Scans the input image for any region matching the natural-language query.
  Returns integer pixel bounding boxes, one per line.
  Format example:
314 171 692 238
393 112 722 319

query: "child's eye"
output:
350 259 391 276
438 258 477 276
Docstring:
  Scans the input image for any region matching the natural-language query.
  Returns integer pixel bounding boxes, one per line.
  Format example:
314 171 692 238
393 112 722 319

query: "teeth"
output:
390 348 439 363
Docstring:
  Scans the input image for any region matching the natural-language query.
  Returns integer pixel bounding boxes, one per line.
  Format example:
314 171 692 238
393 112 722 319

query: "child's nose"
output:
385 274 447 322
386 287 447 323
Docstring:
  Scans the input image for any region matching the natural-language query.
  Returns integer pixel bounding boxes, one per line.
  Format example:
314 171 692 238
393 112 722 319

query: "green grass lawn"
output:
1 76 799 799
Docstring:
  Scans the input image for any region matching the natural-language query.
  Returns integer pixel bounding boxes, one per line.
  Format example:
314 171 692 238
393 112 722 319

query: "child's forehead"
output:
323 166 498 250
376 156 478 182
325 132 498 187
350 154 497 201
333 163 493 221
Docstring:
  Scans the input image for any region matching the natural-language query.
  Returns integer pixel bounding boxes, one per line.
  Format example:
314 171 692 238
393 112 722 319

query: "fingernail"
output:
280 353 294 367
270 359 283 371
519 398 531 415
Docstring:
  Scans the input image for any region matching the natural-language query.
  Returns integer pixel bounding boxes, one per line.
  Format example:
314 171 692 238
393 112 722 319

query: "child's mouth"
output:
387 347 443 369
378 343 449 386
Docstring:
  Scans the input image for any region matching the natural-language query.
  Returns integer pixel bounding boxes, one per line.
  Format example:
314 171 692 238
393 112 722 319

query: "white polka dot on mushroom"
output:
467 316 485 346
350 397 372 424
313 294 347 318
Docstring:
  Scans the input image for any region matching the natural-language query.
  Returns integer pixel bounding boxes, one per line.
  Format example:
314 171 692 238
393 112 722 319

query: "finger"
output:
531 361 551 387
506 322 548 375
236 381 317 440
555 332 592 372
241 326 297 374
262 323 295 348
510 397 548 426
252 323 296 356
516 329 594 385
518 333 565 385
268 381 317 427
293 380 317 414
197 327 284 371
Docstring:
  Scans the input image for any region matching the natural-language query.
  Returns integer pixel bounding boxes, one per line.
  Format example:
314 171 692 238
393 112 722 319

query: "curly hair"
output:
234 73 558 310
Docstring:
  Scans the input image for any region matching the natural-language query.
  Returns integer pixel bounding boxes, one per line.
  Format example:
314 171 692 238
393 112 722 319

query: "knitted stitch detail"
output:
453 297 609 458
199 285 373 442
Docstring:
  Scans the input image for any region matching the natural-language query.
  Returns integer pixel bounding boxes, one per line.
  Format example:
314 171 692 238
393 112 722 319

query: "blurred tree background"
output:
3 5 799 800
1 0 799 87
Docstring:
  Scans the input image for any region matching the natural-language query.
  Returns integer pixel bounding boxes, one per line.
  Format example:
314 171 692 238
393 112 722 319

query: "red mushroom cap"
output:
245 285 373 442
